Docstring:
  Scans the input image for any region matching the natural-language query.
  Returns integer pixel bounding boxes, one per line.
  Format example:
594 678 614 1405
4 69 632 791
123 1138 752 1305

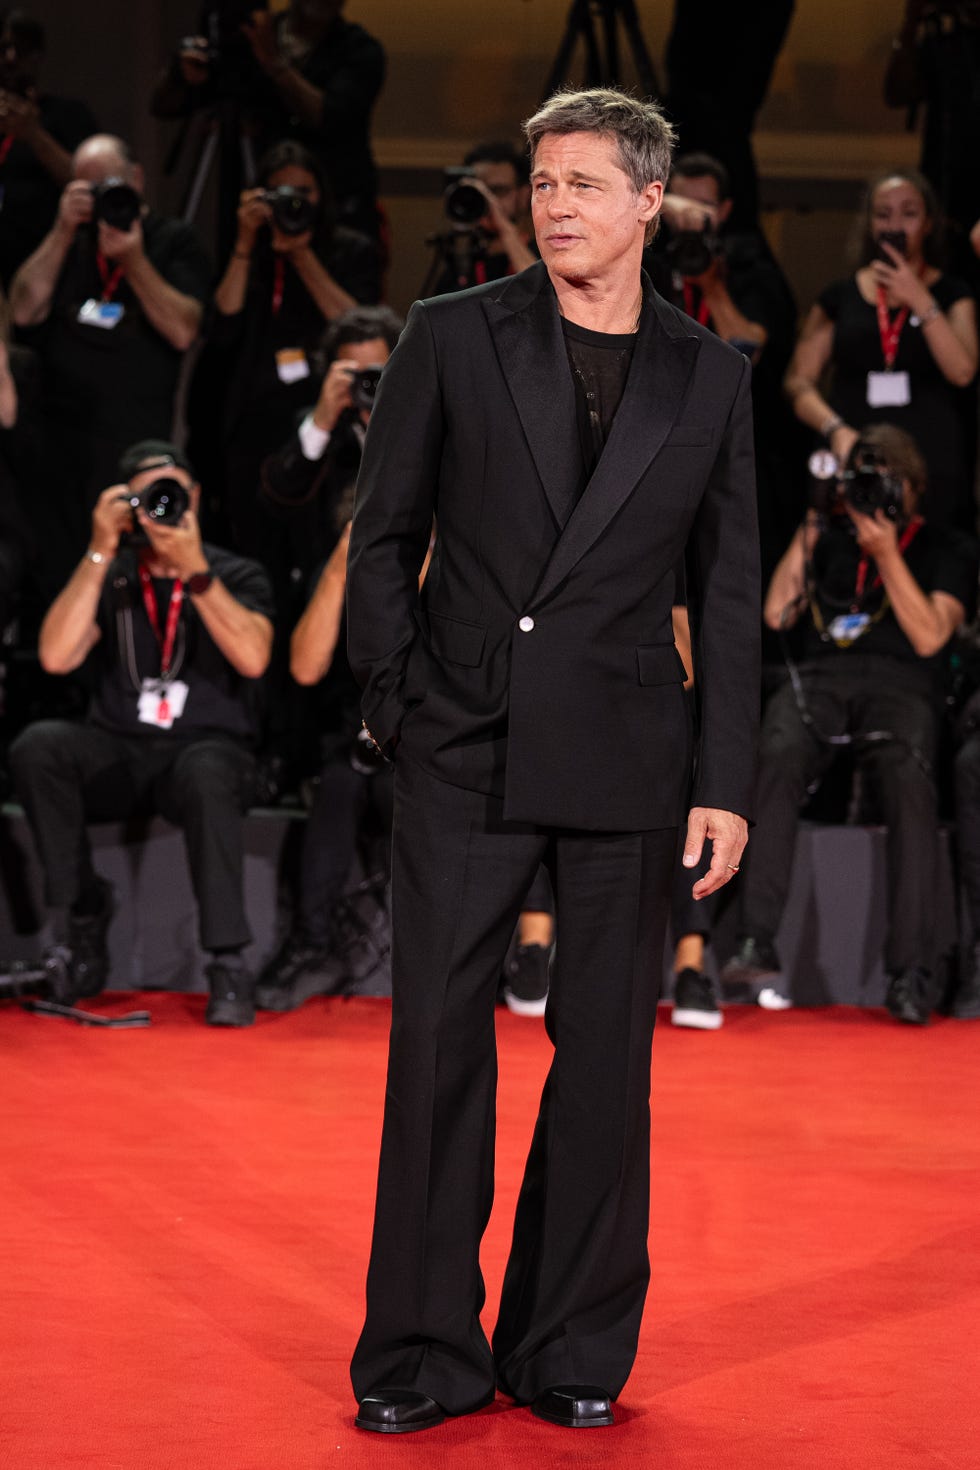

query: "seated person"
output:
8 440 274 1026
722 424 976 1025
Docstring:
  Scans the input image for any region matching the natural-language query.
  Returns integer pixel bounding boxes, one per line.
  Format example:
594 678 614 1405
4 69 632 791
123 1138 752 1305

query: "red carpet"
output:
1 995 977 1469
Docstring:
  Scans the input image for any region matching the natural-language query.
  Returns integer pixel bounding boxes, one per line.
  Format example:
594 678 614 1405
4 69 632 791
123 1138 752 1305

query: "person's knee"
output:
8 719 78 788
169 743 252 812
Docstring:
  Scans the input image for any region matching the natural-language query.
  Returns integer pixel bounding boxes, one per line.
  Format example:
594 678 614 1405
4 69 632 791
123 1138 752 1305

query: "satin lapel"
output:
483 271 581 528
530 291 700 610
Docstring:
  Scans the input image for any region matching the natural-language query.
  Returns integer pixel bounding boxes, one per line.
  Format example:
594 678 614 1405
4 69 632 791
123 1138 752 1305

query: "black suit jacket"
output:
347 262 760 831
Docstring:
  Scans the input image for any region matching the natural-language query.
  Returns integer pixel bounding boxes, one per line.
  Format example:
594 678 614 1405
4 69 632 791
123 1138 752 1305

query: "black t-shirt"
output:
0 93 97 287
561 316 637 482
23 211 211 447
803 517 978 674
87 543 273 745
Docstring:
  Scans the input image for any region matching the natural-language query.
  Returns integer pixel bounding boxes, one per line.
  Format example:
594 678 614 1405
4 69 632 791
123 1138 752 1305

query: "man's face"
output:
471 160 528 227
670 173 732 229
531 131 661 285
73 142 142 193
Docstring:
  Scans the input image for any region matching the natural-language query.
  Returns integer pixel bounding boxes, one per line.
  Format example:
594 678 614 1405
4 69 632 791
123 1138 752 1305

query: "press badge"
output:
137 678 189 729
275 347 310 384
826 613 870 646
78 298 125 329
866 370 910 408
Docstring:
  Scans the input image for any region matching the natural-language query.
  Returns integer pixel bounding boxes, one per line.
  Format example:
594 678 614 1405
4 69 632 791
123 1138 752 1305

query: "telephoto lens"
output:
135 476 190 526
91 178 142 232
443 168 486 227
349 366 383 414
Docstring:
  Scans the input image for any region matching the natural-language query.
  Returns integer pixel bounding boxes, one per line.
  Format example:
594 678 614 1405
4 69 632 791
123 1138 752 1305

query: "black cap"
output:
117 438 195 481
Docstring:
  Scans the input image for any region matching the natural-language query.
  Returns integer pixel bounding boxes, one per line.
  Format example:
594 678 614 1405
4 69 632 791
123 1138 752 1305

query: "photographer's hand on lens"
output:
97 215 143 266
136 505 209 582
92 484 136 560
313 357 359 431
847 505 900 561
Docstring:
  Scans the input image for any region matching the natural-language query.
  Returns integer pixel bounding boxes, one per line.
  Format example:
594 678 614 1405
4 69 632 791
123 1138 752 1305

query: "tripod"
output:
544 0 660 98
418 226 492 297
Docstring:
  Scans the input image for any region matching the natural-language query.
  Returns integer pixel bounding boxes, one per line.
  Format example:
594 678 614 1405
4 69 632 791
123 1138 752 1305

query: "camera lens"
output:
444 180 486 227
265 186 317 237
666 230 714 278
92 178 142 232
350 366 383 414
138 476 190 525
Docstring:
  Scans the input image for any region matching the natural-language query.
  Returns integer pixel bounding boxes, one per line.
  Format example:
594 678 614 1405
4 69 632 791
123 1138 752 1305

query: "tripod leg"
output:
618 0 662 97
183 126 219 226
543 0 594 100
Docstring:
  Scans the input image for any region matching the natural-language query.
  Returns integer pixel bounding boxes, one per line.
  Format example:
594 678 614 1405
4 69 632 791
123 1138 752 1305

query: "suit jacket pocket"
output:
636 643 688 685
427 611 487 667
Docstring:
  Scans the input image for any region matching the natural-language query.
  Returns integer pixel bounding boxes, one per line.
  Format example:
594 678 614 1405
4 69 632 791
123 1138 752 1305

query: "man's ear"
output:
131 163 146 196
716 198 733 228
639 179 664 228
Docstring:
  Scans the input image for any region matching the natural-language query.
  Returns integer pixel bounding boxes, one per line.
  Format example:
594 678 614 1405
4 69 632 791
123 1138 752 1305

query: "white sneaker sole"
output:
757 986 792 1011
503 988 548 1017
672 1006 723 1031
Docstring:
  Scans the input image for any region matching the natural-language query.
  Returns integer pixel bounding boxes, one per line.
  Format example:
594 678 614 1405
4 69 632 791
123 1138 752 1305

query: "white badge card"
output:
827 613 871 646
137 678 189 729
866 370 911 408
78 298 125 329
275 347 310 384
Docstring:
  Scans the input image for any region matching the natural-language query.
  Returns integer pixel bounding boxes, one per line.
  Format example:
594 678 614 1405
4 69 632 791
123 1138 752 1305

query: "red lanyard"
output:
138 565 184 678
0 136 14 168
96 250 125 303
682 281 711 326
272 255 285 316
853 516 923 605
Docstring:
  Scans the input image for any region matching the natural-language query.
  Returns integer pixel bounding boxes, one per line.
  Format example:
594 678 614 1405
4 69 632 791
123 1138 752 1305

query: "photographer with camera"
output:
7 134 211 596
0 8 97 287
201 140 379 564
785 169 978 532
722 424 977 1025
7 439 274 1025
430 142 537 294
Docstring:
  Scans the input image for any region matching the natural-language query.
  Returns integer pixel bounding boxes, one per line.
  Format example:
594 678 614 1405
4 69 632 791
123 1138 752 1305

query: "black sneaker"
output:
254 935 348 1011
721 935 792 1010
502 943 550 1017
948 945 980 1019
65 877 115 999
885 966 932 1026
205 957 255 1027
671 967 723 1030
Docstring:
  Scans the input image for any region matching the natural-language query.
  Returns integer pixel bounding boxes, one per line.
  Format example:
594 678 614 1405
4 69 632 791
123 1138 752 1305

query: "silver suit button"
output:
518 616 535 632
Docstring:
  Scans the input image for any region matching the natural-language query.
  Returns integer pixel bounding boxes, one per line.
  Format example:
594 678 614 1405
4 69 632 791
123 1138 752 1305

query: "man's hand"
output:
97 216 144 267
683 807 749 899
312 357 361 431
56 178 94 238
0 89 39 141
847 506 901 562
272 226 314 256
137 506 209 581
689 253 726 293
661 194 718 235
91 484 136 559
234 187 272 257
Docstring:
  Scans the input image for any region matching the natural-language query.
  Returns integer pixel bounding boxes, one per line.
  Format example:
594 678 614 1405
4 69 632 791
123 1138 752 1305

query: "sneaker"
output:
885 966 932 1026
502 943 550 1017
66 877 115 999
721 936 791 1008
255 935 347 1011
948 945 980 1020
205 956 255 1027
671 967 723 1030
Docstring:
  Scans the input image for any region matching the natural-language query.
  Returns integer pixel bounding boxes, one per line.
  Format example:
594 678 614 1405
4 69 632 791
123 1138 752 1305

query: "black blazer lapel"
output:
530 285 700 610
483 264 581 529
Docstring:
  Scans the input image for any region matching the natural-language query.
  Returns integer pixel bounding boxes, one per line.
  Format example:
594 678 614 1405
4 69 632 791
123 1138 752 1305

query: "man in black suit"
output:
347 88 760 1435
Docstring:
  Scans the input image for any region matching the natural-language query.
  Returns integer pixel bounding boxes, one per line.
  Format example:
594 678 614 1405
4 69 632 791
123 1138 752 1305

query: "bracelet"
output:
820 413 844 441
919 302 942 325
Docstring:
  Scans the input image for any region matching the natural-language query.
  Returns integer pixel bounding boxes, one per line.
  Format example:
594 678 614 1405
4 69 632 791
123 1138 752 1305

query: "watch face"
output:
187 571 213 594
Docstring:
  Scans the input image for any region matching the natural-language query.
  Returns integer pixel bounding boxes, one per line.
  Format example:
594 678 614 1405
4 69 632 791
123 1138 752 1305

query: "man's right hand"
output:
312 357 361 432
57 179 94 239
233 187 272 258
661 194 718 235
90 484 134 560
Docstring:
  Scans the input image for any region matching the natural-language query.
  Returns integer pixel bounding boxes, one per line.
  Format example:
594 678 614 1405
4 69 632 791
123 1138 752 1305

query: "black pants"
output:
8 720 256 952
299 756 393 944
954 730 980 935
350 756 676 1412
737 660 938 973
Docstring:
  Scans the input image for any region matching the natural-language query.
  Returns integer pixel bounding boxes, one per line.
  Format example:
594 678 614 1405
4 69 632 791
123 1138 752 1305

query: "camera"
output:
349 726 387 775
443 167 486 227
874 229 907 262
91 178 142 232
666 226 723 279
261 184 317 237
348 365 383 415
807 444 905 522
118 476 190 527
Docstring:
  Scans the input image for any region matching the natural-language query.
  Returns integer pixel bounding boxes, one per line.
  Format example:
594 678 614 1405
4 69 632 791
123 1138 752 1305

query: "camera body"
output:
873 229 907 262
443 167 486 227
666 226 724 279
261 184 317 237
348 365 383 415
91 178 142 232
117 476 190 531
808 444 906 522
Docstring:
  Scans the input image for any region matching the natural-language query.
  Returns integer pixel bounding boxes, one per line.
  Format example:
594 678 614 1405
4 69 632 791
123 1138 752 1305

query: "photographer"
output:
7 440 274 1025
648 151 802 573
152 1 385 241
0 8 97 286
8 134 210 596
722 425 977 1025
432 141 536 294
200 140 379 564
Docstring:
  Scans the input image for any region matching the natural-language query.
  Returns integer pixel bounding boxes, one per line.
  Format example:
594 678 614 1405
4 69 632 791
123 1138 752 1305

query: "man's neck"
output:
139 550 177 580
551 268 644 335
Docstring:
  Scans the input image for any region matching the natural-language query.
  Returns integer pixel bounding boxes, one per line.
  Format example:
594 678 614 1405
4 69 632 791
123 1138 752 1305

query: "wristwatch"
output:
186 568 214 595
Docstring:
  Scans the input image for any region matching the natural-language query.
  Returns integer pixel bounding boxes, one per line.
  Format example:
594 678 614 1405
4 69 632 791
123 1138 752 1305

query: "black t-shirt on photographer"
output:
803 516 978 683
0 93 98 287
87 542 273 746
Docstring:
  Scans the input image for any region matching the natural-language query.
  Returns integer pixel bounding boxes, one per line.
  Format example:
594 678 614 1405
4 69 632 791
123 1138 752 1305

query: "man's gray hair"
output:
523 87 676 195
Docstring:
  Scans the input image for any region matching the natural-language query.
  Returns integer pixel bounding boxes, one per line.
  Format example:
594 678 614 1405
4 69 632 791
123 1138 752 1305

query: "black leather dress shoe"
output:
531 1385 614 1428
355 1389 447 1434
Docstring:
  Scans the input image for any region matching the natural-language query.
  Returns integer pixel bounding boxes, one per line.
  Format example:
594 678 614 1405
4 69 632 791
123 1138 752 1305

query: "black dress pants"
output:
8 720 256 951
737 659 939 973
350 756 676 1411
